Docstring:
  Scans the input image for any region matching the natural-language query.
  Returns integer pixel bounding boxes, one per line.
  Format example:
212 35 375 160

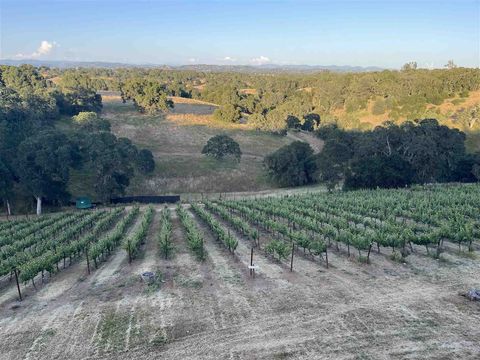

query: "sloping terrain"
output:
0 205 478 359
99 94 292 195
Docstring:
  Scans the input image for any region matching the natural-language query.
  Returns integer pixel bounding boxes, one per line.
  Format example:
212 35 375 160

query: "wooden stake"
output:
250 247 254 276
290 242 295 272
14 269 22 301
86 248 91 275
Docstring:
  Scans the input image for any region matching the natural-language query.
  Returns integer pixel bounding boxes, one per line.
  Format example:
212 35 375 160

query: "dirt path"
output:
287 130 324 153
89 210 144 288
151 151 261 160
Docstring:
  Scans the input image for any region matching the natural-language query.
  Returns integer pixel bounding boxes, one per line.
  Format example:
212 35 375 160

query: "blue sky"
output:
1 0 479 68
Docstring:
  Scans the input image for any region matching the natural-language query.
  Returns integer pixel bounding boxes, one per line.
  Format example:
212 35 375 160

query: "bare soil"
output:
0 205 478 359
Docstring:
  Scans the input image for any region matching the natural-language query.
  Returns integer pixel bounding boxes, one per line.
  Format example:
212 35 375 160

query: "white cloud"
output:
223 56 236 62
188 57 197 63
250 55 271 65
15 40 59 59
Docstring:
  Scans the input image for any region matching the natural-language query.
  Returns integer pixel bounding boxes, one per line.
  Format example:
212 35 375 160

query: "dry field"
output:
96 94 293 196
0 205 478 360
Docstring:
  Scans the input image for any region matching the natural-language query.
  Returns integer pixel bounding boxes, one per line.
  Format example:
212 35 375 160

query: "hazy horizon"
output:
1 0 479 68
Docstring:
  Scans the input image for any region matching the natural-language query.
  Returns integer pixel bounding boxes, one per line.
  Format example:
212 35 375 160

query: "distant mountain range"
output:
0 59 146 69
0 59 385 73
175 63 385 73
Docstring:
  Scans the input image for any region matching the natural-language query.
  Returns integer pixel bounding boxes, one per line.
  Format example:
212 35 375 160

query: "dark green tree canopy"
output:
316 119 476 190
473 164 480 181
58 87 103 115
0 65 162 211
264 141 316 186
0 157 14 201
344 154 414 189
301 117 315 132
136 149 155 174
202 134 242 161
77 132 135 202
0 64 51 96
73 111 111 132
122 78 173 114
286 115 301 129
16 130 79 202
213 104 242 123
303 113 321 127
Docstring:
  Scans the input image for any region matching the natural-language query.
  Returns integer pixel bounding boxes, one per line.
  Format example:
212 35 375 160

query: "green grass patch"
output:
173 274 203 289
454 250 478 260
97 309 130 350
143 272 164 295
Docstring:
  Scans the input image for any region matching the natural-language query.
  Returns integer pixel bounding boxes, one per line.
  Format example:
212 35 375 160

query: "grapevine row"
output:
191 203 238 254
88 207 140 267
158 207 174 259
176 205 205 260
123 206 155 263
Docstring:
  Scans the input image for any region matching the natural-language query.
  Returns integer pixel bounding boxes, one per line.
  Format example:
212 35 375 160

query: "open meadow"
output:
82 93 294 196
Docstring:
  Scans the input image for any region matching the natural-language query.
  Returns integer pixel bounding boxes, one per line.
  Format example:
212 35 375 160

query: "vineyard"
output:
0 207 139 300
213 184 480 266
0 184 479 359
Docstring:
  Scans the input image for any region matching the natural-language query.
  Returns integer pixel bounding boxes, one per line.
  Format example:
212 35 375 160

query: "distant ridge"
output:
0 59 159 69
176 63 385 73
0 59 384 73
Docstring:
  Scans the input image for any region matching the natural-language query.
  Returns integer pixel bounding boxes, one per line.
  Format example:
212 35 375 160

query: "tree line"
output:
264 119 480 190
3 64 479 206
40 65 480 132
0 65 154 215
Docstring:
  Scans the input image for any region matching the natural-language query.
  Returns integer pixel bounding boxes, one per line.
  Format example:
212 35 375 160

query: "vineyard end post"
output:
250 247 254 276
86 248 91 275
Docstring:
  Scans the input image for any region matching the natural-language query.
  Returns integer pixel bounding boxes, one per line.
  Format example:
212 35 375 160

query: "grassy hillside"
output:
68 94 294 198
66 90 477 200
333 90 480 129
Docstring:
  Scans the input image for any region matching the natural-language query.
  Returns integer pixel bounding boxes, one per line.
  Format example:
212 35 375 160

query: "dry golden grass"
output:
358 98 392 127
239 88 258 95
168 96 218 106
332 90 480 129
102 95 122 102
48 76 61 84
297 87 313 93
98 90 123 103
166 113 253 130
97 94 291 194
99 92 219 107
432 90 480 113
